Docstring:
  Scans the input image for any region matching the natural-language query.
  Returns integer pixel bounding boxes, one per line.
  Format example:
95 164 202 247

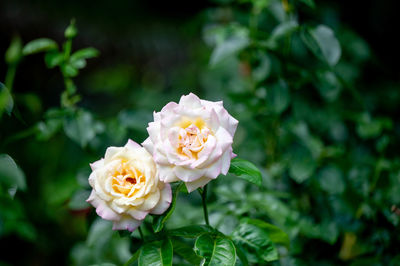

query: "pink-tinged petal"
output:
112 216 142 232
87 191 120 221
90 159 104 171
214 106 238 136
137 189 161 211
214 127 233 152
200 99 223 108
185 176 212 193
158 165 179 183
191 135 217 168
206 108 220 132
205 160 222 179
179 93 202 108
167 127 181 149
151 184 172 215
147 121 162 144
127 208 149 220
153 147 170 165
221 149 233 175
142 137 154 154
174 166 205 182
125 139 141 150
161 101 179 114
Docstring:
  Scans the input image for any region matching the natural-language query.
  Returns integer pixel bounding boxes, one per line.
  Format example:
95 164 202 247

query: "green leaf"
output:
288 145 316 183
194 233 236 266
317 166 345 194
0 83 14 116
152 182 183 233
70 47 99 61
45 51 64 68
229 158 262 187
124 249 140 266
62 64 79 77
209 26 250 67
267 81 290 114
299 0 315 8
240 218 290 248
65 19 78 39
171 237 203 265
168 225 215 238
233 242 249 266
138 238 173 266
231 221 278 262
22 38 58 55
63 110 105 147
0 154 26 193
5 35 23 64
265 20 299 50
301 25 341 66
68 189 91 210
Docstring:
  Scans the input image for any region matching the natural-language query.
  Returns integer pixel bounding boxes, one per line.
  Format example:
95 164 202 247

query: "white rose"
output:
143 93 238 192
87 139 172 231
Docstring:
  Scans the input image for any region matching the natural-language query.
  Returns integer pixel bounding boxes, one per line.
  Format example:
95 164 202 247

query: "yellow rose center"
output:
111 161 145 197
176 118 210 159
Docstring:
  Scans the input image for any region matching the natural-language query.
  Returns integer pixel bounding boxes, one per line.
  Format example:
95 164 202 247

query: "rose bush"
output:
87 139 172 231
143 93 238 192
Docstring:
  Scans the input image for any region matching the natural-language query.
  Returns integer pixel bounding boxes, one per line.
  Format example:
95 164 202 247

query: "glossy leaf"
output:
194 233 236 266
229 158 262 187
70 47 99 61
301 25 341 66
22 38 58 55
0 154 26 192
138 238 173 266
168 225 215 238
0 83 13 115
171 237 202 265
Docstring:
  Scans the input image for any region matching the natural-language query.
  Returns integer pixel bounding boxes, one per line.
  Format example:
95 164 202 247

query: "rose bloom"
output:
87 140 172 231
143 93 238 192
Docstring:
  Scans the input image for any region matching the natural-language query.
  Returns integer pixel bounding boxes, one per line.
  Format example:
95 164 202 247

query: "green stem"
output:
138 226 144 241
200 185 210 226
5 64 17 91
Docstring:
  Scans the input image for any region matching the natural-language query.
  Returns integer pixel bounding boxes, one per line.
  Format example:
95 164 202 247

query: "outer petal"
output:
179 93 202 108
158 165 179 183
126 139 141 150
90 159 104 171
185 176 212 193
137 189 161 211
112 216 142 232
87 191 120 221
150 184 172 215
174 166 205 182
127 208 149 220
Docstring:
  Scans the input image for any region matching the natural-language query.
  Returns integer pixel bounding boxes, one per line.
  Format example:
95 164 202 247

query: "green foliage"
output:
138 238 173 266
194 233 236 266
229 158 262 186
22 38 58 55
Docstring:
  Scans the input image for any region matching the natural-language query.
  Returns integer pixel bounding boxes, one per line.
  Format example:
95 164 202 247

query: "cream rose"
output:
87 139 172 231
142 93 238 192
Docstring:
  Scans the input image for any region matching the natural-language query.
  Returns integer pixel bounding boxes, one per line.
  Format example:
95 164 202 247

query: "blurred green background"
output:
1 0 400 265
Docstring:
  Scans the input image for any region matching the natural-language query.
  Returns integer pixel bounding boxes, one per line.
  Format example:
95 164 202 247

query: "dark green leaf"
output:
231 221 278 262
0 154 26 192
0 83 14 116
138 238 173 266
5 35 23 64
229 158 262 186
301 25 341 66
68 189 91 210
299 0 315 8
22 38 58 55
288 145 316 183
45 51 64 68
152 182 183 233
168 225 215 238
265 20 299 50
317 166 345 194
233 242 249 266
267 82 290 114
171 237 202 265
194 233 236 266
124 249 140 266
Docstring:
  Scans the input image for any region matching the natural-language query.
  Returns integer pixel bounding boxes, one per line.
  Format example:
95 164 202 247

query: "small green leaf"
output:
229 158 262 187
0 154 26 192
5 35 23 64
301 25 341 66
194 233 236 266
138 238 173 266
22 38 58 55
68 189 91 210
0 83 14 116
45 51 64 68
288 145 316 183
65 19 78 39
317 166 345 194
265 20 299 50
267 81 290 114
171 237 203 265
168 225 215 238
62 64 79 77
240 218 290 248
70 47 99 61
152 182 183 233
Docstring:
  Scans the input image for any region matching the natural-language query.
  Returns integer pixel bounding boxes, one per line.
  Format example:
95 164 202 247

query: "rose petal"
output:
174 166 205 182
185 176 212 193
125 139 141 150
158 165 179 183
137 189 161 211
87 191 120 221
90 159 104 171
151 183 172 215
127 208 149 220
179 93 202 108
112 216 142 232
